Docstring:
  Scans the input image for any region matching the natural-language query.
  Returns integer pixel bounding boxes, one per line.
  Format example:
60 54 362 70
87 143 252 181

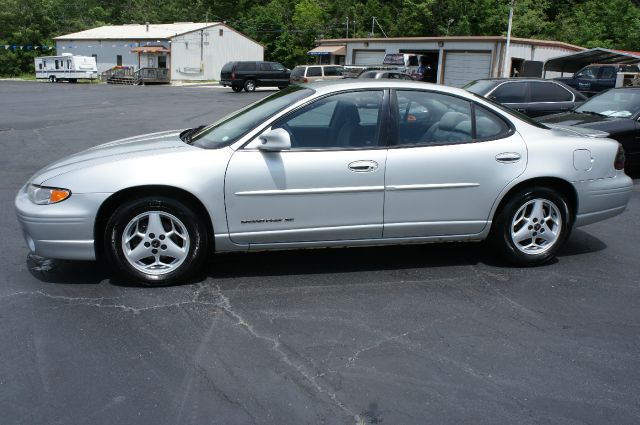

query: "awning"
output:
130 46 170 54
544 48 640 74
308 45 346 56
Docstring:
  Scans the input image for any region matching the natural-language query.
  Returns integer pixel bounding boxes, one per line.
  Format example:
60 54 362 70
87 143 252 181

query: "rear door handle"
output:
495 152 521 163
348 160 378 172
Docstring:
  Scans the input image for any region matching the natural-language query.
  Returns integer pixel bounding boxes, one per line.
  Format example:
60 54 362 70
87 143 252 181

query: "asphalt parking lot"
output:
1 81 639 425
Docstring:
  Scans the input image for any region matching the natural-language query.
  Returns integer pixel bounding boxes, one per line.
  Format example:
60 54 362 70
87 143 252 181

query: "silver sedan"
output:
15 81 633 285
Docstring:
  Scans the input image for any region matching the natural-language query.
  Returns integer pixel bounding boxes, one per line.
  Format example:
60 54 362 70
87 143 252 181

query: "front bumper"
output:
15 185 111 260
574 173 633 227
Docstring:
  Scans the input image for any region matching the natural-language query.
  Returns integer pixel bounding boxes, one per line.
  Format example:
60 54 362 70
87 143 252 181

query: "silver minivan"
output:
290 65 345 84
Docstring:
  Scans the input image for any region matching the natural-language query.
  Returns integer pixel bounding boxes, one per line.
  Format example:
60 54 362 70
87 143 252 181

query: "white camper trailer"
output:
34 53 98 82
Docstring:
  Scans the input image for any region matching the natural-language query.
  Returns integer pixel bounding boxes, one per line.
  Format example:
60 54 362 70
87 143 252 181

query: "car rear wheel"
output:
243 79 256 92
492 187 571 266
104 197 208 285
231 85 242 92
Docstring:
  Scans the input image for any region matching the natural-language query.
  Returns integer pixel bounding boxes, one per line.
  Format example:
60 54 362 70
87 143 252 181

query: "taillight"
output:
231 72 235 80
614 144 625 170
303 77 308 83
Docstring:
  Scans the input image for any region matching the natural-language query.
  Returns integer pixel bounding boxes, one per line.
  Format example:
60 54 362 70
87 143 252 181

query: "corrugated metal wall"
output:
171 25 264 81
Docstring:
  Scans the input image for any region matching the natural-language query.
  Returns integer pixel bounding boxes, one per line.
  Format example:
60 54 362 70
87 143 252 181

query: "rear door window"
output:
491 82 528 103
529 82 573 102
395 90 473 146
307 67 322 77
323 66 343 76
236 62 257 71
599 67 615 79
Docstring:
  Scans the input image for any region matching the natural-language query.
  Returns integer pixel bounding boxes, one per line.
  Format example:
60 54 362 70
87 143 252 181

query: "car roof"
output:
300 79 464 96
472 77 565 83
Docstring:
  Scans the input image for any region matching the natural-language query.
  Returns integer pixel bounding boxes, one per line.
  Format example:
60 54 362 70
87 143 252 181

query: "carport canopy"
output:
544 48 640 75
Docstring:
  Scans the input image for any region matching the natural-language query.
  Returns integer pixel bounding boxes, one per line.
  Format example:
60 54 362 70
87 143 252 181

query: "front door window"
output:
158 56 167 69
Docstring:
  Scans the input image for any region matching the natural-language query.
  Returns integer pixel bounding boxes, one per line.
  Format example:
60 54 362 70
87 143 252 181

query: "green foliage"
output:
0 0 639 75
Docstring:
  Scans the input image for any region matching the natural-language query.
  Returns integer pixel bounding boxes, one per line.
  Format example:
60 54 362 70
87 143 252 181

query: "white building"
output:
54 22 264 82
310 36 584 87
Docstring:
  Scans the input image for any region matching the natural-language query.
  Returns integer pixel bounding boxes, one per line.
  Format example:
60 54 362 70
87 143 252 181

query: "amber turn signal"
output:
50 189 71 203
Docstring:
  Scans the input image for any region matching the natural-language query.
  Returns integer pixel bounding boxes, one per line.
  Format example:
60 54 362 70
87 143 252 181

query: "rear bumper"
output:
14 186 110 260
574 174 633 226
220 79 237 87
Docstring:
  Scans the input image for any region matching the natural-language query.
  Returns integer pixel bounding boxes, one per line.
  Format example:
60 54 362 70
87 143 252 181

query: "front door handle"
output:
348 160 379 172
495 152 521 163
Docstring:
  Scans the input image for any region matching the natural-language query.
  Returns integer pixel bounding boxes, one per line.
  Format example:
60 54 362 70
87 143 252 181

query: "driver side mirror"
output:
257 128 291 151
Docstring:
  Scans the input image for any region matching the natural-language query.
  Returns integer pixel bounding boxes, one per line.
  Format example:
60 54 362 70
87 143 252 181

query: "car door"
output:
225 89 388 244
573 67 597 93
594 66 616 92
489 81 530 115
270 62 289 86
527 81 575 117
384 89 527 238
258 62 275 86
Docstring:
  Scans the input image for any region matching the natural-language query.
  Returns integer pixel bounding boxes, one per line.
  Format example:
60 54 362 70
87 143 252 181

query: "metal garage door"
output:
353 50 386 66
443 52 492 87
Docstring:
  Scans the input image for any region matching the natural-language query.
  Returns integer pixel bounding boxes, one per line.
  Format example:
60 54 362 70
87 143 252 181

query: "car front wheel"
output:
492 187 571 266
231 85 242 92
104 197 208 285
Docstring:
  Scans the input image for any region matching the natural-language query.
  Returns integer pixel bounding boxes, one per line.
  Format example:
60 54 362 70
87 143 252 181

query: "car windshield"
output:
575 88 640 118
471 92 549 129
463 80 498 95
190 87 314 149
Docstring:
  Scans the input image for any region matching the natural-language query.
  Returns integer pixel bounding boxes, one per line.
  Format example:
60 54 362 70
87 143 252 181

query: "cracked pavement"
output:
1 82 640 425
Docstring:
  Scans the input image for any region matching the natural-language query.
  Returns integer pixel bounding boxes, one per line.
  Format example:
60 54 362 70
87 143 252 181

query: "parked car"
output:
555 64 640 96
538 87 640 171
464 78 587 118
220 61 290 92
290 65 345 84
358 70 414 80
15 81 632 285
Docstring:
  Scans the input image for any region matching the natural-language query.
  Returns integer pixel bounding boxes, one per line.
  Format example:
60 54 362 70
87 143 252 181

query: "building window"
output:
219 29 223 36
117 55 122 66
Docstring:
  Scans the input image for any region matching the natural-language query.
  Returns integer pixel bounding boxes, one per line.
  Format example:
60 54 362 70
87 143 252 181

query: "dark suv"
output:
220 61 290 92
555 64 640 96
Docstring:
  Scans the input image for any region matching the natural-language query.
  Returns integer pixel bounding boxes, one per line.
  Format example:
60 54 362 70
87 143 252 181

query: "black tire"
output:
49 75 56 83
231 85 242 92
104 196 208 286
491 187 571 266
243 79 256 92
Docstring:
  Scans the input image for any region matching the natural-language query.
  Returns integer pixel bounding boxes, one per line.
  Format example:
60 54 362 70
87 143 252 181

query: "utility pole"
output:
502 0 515 78
371 17 376 37
345 17 349 38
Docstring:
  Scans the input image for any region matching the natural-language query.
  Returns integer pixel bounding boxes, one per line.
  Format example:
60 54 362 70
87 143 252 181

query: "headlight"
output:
27 184 71 205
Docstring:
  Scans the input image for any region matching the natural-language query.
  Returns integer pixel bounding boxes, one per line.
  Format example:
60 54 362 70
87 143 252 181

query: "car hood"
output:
31 129 190 184
538 111 621 128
